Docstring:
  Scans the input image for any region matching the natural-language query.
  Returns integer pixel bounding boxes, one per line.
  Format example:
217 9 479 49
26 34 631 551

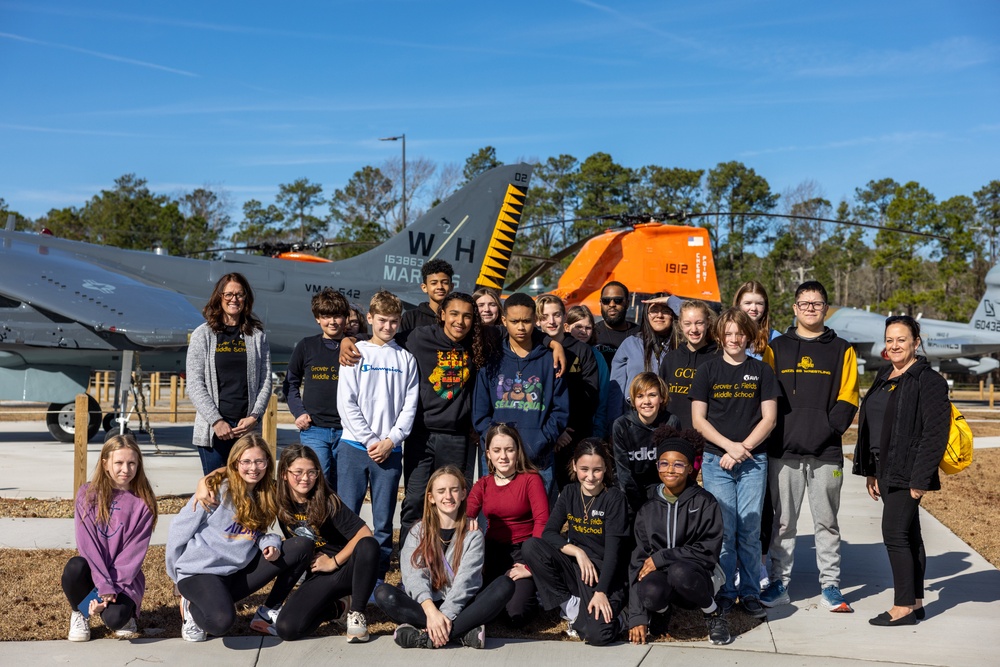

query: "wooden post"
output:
180 376 186 398
262 394 278 466
990 383 995 409
154 372 162 403
102 372 110 403
980 379 985 400
73 394 89 496
148 372 156 407
169 374 179 423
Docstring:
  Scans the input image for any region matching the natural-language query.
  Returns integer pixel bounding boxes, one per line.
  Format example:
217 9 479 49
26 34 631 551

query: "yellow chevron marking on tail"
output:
475 184 525 290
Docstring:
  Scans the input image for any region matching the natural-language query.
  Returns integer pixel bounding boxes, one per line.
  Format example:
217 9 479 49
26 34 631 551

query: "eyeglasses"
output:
238 459 268 469
223 292 246 301
656 461 689 472
288 469 319 480
794 301 826 311
601 297 625 305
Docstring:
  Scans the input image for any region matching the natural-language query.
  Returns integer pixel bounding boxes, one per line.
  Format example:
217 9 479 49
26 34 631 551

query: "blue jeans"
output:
337 443 402 579
299 426 343 492
198 418 240 475
536 464 557 506
701 451 768 601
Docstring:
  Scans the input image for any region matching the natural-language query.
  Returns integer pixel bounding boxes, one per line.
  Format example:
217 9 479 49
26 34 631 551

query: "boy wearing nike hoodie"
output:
627 427 730 645
473 293 569 501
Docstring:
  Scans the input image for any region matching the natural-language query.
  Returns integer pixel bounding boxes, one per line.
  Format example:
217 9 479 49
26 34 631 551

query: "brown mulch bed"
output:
0 540 762 643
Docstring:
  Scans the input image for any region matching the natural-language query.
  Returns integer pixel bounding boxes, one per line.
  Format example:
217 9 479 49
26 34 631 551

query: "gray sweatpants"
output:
767 456 844 589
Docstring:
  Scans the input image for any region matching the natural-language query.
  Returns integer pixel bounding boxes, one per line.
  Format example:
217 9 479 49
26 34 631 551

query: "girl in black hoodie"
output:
627 427 730 645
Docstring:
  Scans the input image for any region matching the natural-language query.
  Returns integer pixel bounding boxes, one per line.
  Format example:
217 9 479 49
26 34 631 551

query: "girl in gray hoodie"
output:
166 434 310 642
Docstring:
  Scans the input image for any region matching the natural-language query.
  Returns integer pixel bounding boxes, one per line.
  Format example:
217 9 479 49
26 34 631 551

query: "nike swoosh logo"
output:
688 508 700 513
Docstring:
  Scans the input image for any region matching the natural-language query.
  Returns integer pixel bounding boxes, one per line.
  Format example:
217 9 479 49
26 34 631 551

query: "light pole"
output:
379 134 406 228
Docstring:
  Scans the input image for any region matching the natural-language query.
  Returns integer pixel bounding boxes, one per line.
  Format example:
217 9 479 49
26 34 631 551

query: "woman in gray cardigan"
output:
186 272 272 475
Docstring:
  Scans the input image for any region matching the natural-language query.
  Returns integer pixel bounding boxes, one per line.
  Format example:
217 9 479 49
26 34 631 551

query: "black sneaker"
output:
460 624 485 649
649 606 671 637
740 596 768 619
715 595 736 615
394 623 433 649
705 611 733 645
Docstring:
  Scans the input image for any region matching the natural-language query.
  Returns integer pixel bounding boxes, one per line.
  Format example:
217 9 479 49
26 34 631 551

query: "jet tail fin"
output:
969 264 1000 328
331 163 532 293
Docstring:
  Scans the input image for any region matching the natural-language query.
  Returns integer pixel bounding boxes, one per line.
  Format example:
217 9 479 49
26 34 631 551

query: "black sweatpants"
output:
61 556 136 630
520 537 624 646
176 536 312 637
399 427 475 547
273 536 380 640
635 561 715 614
880 484 926 607
374 577 515 641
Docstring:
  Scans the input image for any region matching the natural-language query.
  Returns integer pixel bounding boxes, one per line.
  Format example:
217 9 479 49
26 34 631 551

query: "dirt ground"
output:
1 412 996 643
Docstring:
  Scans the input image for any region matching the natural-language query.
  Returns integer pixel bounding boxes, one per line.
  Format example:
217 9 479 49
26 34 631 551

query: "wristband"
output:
333 554 340 568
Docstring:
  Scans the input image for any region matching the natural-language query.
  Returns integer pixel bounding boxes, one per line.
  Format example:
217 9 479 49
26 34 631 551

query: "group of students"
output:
62 262 951 647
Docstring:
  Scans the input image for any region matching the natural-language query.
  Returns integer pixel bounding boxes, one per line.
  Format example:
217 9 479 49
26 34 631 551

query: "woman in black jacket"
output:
852 315 949 627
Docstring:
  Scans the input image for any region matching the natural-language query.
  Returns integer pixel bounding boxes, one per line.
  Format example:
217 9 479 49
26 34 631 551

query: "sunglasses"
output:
601 297 625 305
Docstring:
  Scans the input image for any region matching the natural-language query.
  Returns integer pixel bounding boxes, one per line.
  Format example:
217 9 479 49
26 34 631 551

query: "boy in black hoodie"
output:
761 281 859 613
627 426 730 645
473 293 569 501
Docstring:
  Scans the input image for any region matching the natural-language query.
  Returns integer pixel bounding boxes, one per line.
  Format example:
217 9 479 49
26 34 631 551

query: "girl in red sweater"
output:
466 423 549 626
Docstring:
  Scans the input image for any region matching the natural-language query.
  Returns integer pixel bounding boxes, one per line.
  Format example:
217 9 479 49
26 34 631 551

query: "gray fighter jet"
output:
826 263 1000 375
0 163 531 441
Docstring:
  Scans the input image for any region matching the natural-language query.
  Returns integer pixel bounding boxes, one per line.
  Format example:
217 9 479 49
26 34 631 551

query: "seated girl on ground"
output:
166 434 311 642
64 434 157 642
375 465 515 649
466 423 549 626
521 438 629 646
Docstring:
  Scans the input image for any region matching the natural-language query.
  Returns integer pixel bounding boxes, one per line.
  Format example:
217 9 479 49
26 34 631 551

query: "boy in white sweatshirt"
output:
337 290 419 582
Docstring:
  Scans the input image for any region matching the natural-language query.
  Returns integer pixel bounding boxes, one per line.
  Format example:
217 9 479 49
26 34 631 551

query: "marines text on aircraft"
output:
0 164 532 442
826 264 1000 375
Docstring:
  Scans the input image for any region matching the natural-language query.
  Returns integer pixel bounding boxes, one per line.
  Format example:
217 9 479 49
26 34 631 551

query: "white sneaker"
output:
68 610 90 642
250 604 280 636
115 617 138 638
346 610 369 643
180 597 206 642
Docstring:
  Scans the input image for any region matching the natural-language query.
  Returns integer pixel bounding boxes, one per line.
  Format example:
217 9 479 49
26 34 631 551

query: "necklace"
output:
494 470 516 483
580 485 601 521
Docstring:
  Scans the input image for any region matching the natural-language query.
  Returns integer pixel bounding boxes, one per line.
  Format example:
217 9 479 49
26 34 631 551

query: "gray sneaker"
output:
180 597 207 642
760 580 790 608
460 624 486 649
114 617 138 638
346 610 369 643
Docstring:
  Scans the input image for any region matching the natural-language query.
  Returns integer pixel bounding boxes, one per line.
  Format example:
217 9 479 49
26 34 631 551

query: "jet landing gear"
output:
46 395 101 443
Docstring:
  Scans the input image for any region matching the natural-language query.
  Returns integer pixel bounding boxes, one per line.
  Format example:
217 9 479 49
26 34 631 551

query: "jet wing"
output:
0 234 202 348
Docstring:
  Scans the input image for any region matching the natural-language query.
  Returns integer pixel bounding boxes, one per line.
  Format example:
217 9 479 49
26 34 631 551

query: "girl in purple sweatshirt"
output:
63 434 158 642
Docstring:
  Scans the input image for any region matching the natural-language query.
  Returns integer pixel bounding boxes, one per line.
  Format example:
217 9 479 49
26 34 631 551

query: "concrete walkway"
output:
1 420 998 666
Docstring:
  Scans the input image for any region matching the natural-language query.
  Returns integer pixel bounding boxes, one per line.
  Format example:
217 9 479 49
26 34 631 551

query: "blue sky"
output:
2 0 997 226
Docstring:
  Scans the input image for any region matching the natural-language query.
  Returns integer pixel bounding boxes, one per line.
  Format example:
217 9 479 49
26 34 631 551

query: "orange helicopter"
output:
506 217 722 314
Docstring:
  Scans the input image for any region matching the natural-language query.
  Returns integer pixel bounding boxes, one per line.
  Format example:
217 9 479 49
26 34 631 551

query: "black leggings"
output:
61 556 136 630
520 537 624 647
176 536 312 637
881 484 926 606
483 541 537 626
273 536 380 640
374 577 515 641
635 562 715 614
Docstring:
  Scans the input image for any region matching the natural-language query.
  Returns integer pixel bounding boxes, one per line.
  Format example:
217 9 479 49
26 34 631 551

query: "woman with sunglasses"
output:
187 272 272 475
853 315 949 626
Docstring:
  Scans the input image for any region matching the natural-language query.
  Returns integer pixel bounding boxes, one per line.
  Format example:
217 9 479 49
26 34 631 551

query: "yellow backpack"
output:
940 403 974 475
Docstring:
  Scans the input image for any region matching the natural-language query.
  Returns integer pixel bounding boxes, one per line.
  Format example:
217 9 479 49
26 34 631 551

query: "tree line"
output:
2 149 997 330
